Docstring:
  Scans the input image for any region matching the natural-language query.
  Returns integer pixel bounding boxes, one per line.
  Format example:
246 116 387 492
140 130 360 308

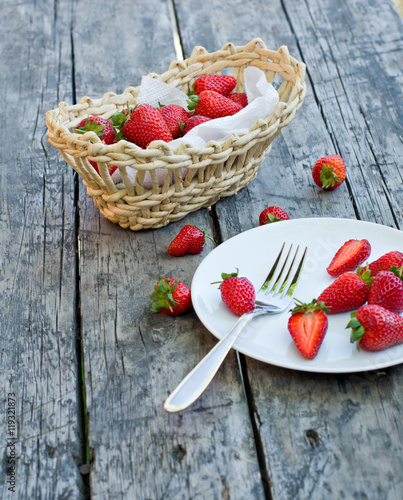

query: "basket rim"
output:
46 38 306 161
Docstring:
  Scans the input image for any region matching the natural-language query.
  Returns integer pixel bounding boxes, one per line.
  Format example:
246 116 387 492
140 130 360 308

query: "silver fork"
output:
164 243 308 413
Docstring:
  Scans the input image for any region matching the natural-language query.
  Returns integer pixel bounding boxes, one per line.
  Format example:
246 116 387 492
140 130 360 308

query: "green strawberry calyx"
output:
187 93 200 111
357 264 373 287
289 298 329 315
74 118 105 137
319 163 341 189
390 265 403 281
264 213 280 224
346 312 365 350
150 278 179 313
211 268 239 289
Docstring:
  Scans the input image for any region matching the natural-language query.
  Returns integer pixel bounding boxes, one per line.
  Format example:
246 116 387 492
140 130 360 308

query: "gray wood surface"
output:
1 0 402 499
0 1 85 499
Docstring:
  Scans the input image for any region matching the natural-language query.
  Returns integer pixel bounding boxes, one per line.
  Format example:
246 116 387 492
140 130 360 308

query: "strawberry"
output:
150 278 192 316
182 115 212 135
215 269 255 316
187 90 242 119
367 251 403 277
348 305 403 351
326 238 371 277
287 299 329 359
259 206 290 225
312 154 346 190
193 75 237 97
74 117 117 175
123 104 173 148
228 92 248 108
167 225 214 257
317 267 372 314
367 267 403 314
75 116 115 145
158 104 189 139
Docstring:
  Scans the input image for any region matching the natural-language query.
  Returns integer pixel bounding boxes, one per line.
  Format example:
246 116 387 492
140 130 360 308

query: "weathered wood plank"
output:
0 1 85 498
176 0 403 498
72 1 265 498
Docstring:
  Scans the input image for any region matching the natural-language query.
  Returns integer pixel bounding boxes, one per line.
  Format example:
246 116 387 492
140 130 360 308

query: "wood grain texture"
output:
176 0 403 498
71 1 265 498
0 1 85 498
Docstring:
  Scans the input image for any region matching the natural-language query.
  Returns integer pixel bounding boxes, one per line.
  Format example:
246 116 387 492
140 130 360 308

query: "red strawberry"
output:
317 268 372 314
150 278 192 316
188 90 242 119
158 104 189 139
74 117 117 175
348 304 403 351
367 267 403 314
326 239 371 277
182 115 212 135
228 92 248 108
259 206 290 225
287 299 329 359
193 75 237 97
123 104 173 148
312 155 346 190
215 269 255 316
75 116 115 144
167 225 214 257
367 251 403 277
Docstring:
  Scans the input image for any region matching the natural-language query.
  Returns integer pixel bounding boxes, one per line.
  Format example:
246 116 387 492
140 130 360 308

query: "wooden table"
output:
1 0 403 498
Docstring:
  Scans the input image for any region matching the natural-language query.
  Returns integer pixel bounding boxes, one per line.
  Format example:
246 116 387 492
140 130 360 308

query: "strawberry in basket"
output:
193 75 237 97
188 90 243 119
158 104 189 139
123 104 173 148
74 117 117 176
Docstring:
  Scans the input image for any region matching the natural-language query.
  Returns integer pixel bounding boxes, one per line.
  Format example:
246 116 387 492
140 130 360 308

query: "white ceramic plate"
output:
191 218 403 373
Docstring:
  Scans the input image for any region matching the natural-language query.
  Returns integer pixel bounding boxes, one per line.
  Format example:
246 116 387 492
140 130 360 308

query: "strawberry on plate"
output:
123 104 173 148
214 269 255 317
318 267 372 314
367 267 403 314
259 206 290 225
367 251 403 277
287 299 329 359
187 90 243 119
158 104 189 139
348 304 403 351
193 74 237 97
150 278 192 316
168 225 214 257
326 238 371 277
312 154 346 190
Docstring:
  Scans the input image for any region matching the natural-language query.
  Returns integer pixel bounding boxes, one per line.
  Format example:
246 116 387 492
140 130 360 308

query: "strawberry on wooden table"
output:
74 116 117 175
123 103 173 148
158 104 189 139
287 299 329 359
312 154 346 190
367 251 403 277
150 278 192 316
168 225 214 257
187 90 243 119
348 304 403 351
318 267 372 314
259 206 290 225
214 269 255 317
326 238 371 277
367 266 403 314
193 74 237 97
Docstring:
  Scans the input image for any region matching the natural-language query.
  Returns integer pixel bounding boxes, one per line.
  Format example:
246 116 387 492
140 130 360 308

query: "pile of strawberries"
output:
74 74 249 160
288 241 403 359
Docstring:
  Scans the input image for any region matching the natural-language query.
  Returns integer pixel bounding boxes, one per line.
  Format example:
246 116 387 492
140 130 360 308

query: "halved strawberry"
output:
287 299 329 359
327 239 371 277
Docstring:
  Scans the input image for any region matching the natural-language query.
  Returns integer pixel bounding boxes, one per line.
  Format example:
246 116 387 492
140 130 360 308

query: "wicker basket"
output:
46 38 306 231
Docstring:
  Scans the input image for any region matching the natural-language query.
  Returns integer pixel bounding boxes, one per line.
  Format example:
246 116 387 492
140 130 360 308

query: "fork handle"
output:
164 312 256 413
